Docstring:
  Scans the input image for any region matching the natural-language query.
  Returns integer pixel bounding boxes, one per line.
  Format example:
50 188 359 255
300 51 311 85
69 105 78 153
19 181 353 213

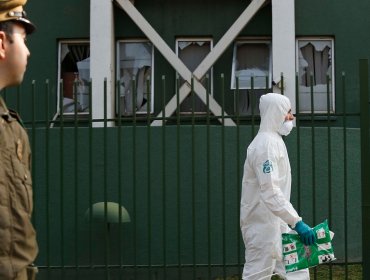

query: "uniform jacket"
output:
0 97 38 279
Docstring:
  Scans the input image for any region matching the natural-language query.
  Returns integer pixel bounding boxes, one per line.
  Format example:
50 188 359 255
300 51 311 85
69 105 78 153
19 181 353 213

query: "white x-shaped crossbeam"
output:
115 0 267 126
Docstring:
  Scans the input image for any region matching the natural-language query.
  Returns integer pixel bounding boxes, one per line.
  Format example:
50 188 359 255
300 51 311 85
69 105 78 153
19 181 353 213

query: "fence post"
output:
360 59 370 278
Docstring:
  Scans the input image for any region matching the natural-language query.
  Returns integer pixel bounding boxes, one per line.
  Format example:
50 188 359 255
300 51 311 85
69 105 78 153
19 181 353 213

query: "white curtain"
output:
298 41 331 86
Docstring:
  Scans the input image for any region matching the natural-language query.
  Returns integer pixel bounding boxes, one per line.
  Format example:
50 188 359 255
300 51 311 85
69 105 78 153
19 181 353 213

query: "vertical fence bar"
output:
360 59 370 279
236 76 242 275
295 73 301 213
59 79 65 280
326 74 333 279
206 74 211 280
280 73 284 95
88 79 93 269
176 74 182 280
161 75 167 280
103 78 109 280
146 77 152 280
191 76 196 280
74 77 79 279
45 80 50 279
265 75 269 90
309 74 317 280
132 77 138 280
342 72 348 280
251 76 255 137
220 73 226 279
116 79 123 280
74 79 80 280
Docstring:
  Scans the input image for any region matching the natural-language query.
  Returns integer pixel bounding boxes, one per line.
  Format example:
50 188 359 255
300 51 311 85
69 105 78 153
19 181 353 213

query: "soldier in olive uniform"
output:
0 0 38 279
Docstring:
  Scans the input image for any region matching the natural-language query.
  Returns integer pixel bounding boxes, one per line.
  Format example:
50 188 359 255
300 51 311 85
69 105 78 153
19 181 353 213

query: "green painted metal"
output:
326 74 333 279
175 75 182 280
251 76 256 136
341 72 348 279
133 77 138 280
295 73 302 213
280 73 284 96
221 73 226 279
146 77 152 280
59 79 65 280
116 80 123 279
206 75 212 280
191 76 196 279
360 59 370 280
45 80 51 278
326 73 334 279
235 77 242 277
88 80 93 269
103 78 109 280
161 75 167 279
310 75 318 280
74 80 79 279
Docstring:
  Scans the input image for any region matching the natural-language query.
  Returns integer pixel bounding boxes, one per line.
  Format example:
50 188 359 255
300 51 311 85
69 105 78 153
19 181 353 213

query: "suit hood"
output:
259 93 291 133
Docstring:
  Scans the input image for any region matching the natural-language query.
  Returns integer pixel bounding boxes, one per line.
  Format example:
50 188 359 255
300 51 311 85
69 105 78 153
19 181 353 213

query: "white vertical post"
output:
90 0 115 126
271 0 296 113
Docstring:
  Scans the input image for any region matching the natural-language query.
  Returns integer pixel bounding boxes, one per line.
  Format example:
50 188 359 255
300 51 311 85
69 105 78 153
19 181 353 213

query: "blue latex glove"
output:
294 220 316 246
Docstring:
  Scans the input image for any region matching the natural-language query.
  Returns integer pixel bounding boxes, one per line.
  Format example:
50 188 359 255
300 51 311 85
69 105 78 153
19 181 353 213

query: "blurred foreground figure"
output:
0 0 38 279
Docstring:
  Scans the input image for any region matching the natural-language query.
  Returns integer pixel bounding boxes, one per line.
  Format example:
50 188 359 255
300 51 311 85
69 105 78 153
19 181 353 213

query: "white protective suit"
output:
240 93 309 280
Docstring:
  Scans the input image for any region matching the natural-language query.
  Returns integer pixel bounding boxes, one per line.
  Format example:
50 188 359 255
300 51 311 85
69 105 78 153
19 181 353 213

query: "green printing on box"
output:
282 220 335 273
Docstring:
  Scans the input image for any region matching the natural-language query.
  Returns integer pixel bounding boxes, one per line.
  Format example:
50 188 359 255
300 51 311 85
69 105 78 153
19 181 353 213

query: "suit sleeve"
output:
253 143 301 227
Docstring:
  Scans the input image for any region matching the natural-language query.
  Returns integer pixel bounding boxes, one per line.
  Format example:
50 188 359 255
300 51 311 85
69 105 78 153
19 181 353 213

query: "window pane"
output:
232 42 271 89
177 40 212 113
59 42 90 114
118 42 153 115
297 39 334 112
236 89 267 116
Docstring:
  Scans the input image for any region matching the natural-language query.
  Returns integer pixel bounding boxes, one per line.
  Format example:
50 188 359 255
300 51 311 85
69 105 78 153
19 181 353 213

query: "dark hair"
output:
0 21 14 43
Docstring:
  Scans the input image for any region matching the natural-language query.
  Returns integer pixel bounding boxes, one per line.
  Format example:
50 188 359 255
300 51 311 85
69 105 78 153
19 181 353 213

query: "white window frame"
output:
296 37 335 113
57 40 90 116
231 39 272 90
175 38 213 113
116 39 154 115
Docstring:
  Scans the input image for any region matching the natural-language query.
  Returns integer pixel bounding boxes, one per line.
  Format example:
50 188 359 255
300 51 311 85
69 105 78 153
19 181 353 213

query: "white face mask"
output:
278 120 294 136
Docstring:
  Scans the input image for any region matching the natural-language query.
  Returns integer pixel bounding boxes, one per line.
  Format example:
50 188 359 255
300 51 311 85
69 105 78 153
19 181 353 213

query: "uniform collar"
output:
0 96 17 123
0 96 25 127
0 96 10 116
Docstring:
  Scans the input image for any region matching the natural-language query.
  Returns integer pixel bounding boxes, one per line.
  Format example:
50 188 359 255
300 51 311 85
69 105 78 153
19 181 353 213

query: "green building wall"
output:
23 0 370 119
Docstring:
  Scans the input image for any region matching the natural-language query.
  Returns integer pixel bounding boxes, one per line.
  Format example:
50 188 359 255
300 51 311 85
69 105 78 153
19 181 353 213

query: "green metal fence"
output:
0 65 365 279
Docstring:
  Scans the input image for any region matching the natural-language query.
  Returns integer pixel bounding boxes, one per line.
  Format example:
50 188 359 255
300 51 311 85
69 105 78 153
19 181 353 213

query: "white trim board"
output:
115 0 268 126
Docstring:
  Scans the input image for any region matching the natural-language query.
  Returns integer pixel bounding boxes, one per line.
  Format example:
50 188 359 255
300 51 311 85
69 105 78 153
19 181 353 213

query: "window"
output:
231 40 272 116
296 38 334 113
58 41 90 115
117 40 154 115
231 40 272 89
176 39 213 113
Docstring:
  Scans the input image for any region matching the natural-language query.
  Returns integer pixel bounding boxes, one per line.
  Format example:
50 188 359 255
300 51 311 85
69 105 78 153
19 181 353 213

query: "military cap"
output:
0 0 35 34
